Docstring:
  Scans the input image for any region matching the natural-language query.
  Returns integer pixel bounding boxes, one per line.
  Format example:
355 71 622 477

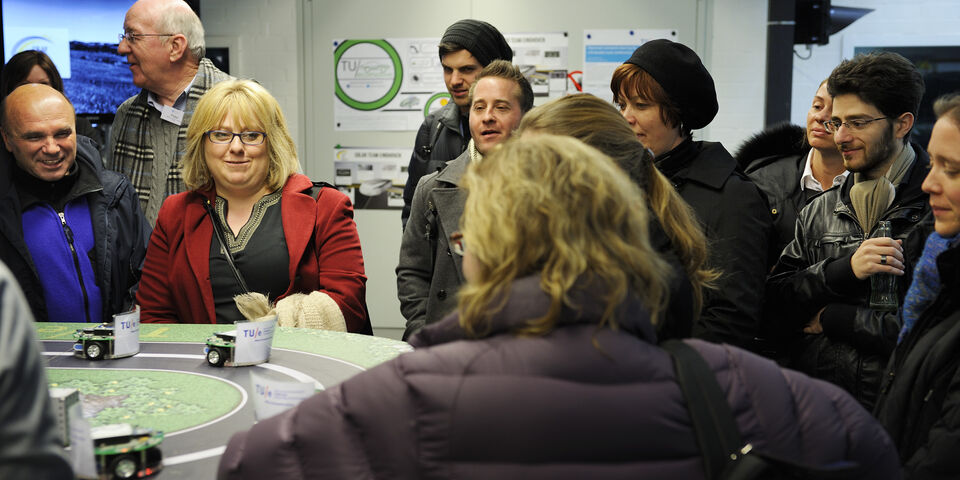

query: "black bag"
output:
661 340 859 480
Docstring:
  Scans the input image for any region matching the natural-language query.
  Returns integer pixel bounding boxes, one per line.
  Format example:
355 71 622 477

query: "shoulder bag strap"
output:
203 198 250 293
661 339 744 480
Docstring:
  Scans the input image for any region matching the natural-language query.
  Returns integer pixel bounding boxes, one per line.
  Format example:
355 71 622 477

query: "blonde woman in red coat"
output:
136 80 370 333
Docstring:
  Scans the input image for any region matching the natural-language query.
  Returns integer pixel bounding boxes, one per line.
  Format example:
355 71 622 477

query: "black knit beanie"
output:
439 19 513 66
624 39 718 130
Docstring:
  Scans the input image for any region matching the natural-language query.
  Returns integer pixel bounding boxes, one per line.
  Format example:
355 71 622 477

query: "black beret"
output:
440 19 513 66
624 39 718 130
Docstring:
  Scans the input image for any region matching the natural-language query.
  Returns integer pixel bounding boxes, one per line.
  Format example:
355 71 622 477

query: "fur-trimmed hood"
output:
734 123 807 173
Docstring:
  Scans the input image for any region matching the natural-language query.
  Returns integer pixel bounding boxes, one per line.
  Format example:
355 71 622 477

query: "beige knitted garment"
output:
233 292 347 331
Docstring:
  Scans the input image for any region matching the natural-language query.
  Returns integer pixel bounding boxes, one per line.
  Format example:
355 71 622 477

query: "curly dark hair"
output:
827 51 924 137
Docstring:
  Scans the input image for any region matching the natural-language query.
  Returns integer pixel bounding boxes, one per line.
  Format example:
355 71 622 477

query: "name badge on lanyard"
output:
161 104 185 125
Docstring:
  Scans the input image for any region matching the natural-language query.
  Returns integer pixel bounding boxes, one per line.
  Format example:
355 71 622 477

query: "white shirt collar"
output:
146 75 197 118
800 149 848 192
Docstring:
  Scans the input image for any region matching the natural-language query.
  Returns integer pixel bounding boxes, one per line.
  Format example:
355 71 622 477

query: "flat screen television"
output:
1 0 200 122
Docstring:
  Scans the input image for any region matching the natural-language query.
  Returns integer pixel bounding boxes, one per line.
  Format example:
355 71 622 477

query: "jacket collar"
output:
409 275 658 347
684 141 738 190
1 135 105 210
658 139 738 190
435 148 471 186
437 101 465 133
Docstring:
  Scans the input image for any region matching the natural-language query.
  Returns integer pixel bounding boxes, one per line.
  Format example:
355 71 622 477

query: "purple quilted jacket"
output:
218 276 900 479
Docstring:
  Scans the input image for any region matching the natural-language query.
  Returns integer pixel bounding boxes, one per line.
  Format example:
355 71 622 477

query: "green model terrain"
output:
47 370 243 433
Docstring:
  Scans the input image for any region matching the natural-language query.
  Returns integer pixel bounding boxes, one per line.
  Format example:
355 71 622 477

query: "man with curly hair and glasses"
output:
765 51 930 411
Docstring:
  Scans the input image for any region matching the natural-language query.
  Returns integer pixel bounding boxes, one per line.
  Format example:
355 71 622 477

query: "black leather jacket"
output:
765 142 930 410
401 102 469 229
875 220 960 477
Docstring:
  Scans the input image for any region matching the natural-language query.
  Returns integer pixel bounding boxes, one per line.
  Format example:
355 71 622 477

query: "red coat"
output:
136 174 371 333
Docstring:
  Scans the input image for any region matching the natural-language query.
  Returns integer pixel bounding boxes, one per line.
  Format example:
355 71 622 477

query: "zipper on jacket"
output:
59 212 92 323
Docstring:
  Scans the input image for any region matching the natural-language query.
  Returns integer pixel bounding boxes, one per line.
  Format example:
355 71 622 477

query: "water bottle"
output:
869 220 899 311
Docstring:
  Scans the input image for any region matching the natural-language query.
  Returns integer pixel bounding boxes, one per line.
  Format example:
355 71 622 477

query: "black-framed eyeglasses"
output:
822 117 889 134
118 32 174 44
205 130 267 145
449 231 465 256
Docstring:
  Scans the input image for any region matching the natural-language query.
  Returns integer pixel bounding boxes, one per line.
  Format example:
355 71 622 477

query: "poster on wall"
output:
582 29 677 102
333 33 570 131
333 147 411 210
333 38 448 131
503 32 570 99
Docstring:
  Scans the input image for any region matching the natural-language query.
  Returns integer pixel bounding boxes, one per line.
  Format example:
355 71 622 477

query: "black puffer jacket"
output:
875 222 960 478
735 123 809 269
765 142 930 410
657 139 771 351
401 102 469 229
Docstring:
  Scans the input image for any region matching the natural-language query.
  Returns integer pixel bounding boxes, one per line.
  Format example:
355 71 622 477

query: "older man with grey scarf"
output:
107 0 233 224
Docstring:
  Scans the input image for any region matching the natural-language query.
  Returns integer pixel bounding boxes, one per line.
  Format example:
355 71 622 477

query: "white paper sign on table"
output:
233 316 277 365
112 305 140 357
249 369 316 421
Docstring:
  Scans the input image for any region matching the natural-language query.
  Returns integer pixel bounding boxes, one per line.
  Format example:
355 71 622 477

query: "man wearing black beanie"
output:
400 19 512 229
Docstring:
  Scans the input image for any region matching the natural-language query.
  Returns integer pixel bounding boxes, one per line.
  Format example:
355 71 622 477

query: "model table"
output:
36 323 411 479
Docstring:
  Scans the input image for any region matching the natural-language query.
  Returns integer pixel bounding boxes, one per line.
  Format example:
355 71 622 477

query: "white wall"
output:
201 0 303 156
790 0 960 126
704 0 768 151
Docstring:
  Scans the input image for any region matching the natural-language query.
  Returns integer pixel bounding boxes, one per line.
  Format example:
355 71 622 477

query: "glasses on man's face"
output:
206 130 267 145
118 32 174 44
821 117 889 134
449 231 465 256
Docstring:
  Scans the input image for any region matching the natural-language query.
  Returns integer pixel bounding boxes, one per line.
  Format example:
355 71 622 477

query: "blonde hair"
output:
183 79 300 191
457 134 672 336
517 94 718 316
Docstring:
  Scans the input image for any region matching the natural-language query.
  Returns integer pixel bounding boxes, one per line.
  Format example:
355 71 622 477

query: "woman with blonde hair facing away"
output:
517 93 716 340
218 134 897 480
137 79 370 333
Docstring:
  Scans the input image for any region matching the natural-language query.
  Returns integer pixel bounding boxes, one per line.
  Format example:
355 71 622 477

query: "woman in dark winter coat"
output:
218 135 898 480
611 39 771 350
875 93 960 478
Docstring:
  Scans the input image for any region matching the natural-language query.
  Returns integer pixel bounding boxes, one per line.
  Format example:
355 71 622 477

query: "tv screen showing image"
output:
1 0 142 119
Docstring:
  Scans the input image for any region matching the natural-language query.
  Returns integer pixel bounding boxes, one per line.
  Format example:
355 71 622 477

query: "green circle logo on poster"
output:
334 40 403 111
424 92 451 117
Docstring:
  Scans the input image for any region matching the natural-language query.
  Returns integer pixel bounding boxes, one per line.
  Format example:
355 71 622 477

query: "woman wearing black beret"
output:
611 39 772 351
